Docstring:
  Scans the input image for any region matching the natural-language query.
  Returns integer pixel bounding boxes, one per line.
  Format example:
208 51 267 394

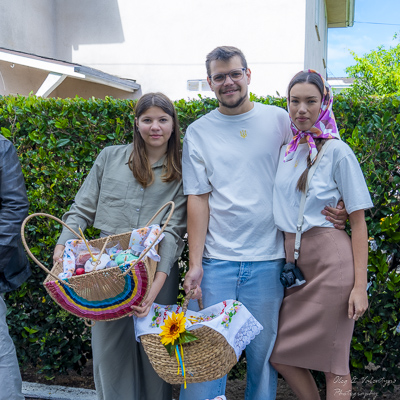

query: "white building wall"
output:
0 0 330 100
68 0 307 100
0 0 126 64
304 0 328 75
0 0 56 57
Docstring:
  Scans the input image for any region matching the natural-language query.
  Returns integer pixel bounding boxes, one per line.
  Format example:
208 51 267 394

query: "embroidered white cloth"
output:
134 300 263 361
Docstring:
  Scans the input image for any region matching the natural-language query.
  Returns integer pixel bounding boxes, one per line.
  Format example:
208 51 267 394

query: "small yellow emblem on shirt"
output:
240 130 247 138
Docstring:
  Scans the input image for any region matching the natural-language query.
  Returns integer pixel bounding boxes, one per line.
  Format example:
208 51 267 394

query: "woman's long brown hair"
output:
129 92 182 187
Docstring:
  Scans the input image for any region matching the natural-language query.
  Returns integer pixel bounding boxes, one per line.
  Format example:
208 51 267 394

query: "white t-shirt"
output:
273 139 373 233
182 102 292 261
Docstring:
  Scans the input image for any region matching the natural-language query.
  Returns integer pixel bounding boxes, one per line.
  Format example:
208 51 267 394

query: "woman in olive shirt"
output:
53 93 186 400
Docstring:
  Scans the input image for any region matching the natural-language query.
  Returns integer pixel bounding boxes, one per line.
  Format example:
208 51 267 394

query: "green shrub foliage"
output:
1 95 135 377
345 40 400 96
1 93 399 390
334 94 400 394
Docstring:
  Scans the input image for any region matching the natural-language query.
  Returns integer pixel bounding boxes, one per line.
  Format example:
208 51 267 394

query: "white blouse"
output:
273 140 373 234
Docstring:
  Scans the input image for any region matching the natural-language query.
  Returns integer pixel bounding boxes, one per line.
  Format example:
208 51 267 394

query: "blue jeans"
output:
0 295 24 400
179 258 285 400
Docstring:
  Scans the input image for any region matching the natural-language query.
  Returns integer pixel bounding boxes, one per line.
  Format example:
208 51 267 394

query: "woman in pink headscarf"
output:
270 70 372 400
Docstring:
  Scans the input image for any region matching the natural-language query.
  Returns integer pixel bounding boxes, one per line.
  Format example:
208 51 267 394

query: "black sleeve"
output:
0 139 29 266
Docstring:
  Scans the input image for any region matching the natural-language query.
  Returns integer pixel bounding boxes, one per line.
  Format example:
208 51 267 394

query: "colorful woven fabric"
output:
284 69 340 165
45 261 148 321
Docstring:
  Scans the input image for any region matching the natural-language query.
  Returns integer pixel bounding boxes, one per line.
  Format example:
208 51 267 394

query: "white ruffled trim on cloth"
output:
234 316 263 357
134 300 263 361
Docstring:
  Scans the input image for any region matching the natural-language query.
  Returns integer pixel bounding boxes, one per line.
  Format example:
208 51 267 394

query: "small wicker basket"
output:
140 291 238 384
21 202 174 325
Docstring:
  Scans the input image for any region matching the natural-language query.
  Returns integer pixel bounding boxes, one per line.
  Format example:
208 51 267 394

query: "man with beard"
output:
180 46 346 400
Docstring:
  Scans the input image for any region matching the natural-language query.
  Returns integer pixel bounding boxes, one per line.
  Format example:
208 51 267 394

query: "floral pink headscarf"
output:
284 69 339 165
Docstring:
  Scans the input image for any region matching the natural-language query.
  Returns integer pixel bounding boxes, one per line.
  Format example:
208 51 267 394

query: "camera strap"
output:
294 140 335 264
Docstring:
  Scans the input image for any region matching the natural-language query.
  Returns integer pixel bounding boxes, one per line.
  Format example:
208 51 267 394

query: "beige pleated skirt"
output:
270 227 355 375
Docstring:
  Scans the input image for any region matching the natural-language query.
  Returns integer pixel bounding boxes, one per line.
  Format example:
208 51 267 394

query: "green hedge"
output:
1 93 399 392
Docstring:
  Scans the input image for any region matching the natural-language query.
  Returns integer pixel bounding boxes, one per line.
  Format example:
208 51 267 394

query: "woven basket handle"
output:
144 200 175 228
21 213 85 286
182 290 204 315
121 201 175 276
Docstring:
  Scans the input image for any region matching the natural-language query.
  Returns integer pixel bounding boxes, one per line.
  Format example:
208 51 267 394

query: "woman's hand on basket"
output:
53 244 65 265
130 271 167 318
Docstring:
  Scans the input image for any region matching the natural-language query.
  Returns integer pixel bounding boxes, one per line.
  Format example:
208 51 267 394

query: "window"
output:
187 79 211 91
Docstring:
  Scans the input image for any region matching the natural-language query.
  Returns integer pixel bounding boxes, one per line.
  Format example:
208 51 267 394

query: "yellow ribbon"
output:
174 344 187 389
175 347 180 375
181 343 187 389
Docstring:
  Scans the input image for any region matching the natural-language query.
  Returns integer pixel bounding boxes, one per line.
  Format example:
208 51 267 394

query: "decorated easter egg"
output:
75 268 85 275
115 250 138 266
105 260 118 269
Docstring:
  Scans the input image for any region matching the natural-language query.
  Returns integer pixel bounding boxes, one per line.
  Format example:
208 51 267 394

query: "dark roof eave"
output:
74 66 140 91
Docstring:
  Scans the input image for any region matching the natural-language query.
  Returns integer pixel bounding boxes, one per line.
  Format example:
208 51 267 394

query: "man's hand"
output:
321 200 348 230
183 265 203 300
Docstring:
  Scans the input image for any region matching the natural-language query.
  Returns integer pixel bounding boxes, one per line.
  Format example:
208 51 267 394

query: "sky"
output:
327 0 400 78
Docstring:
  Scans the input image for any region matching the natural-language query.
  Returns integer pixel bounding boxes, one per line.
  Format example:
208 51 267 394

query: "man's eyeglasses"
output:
209 68 246 86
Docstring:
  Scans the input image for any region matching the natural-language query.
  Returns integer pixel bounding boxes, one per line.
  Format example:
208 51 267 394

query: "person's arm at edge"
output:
183 193 209 299
0 140 29 260
347 209 369 320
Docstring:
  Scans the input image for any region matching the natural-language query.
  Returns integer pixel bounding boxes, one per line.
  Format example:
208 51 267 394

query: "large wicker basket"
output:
21 202 174 324
140 292 238 384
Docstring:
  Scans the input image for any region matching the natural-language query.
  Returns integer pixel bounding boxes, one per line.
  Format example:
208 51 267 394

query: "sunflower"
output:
159 312 186 345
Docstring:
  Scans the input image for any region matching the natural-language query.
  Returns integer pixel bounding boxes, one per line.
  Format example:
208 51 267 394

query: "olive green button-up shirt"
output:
58 143 187 275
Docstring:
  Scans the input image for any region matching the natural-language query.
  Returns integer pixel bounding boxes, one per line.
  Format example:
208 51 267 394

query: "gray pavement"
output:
22 381 97 400
22 382 181 400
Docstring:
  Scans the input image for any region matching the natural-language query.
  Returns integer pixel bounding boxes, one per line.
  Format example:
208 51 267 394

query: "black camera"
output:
280 262 306 289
